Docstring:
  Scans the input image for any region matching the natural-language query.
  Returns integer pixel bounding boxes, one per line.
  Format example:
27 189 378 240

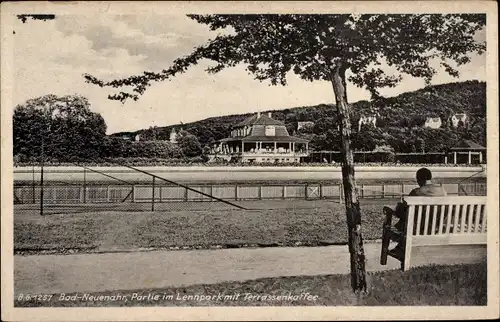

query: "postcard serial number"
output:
17 293 53 301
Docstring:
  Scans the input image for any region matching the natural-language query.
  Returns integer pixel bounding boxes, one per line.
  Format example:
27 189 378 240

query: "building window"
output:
265 126 275 136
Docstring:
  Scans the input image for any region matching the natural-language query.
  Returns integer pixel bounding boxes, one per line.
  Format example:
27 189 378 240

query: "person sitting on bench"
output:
386 168 447 255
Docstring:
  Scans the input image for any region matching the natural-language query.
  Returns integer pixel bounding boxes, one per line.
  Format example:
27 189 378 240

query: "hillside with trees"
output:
114 80 486 153
14 81 486 165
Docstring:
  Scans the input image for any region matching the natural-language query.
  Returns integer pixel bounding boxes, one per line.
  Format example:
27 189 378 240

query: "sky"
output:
12 14 486 134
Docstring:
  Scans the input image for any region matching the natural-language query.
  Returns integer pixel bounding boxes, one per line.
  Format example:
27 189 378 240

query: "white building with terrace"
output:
210 112 309 163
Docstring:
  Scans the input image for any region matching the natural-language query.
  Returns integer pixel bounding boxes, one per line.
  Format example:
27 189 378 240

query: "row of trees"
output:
301 120 485 153
13 95 204 164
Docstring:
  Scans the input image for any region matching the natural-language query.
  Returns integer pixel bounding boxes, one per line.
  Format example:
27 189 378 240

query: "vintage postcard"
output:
1 1 498 321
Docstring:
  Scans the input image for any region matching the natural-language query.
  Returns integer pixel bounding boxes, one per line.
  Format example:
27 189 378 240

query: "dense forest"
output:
113 80 486 153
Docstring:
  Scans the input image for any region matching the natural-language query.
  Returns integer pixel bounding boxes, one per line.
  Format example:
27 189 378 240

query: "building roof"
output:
242 135 308 143
450 139 485 151
218 136 308 143
234 114 284 127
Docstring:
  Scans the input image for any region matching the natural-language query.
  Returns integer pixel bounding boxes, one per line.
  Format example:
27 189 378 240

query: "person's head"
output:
416 168 432 187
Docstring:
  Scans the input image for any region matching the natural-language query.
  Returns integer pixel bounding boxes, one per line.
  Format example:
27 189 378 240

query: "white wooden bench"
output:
380 196 487 271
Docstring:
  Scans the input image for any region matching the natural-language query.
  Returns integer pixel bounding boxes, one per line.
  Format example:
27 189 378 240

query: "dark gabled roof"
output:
217 136 308 143
242 135 308 143
234 114 284 127
450 139 486 150
234 115 257 127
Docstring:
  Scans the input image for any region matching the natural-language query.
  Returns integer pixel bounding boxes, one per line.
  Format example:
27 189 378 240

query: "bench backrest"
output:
404 196 487 247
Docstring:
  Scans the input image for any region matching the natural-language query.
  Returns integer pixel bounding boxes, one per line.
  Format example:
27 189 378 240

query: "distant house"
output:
423 117 442 129
449 113 468 127
210 112 309 163
358 115 377 131
297 121 315 131
169 128 179 144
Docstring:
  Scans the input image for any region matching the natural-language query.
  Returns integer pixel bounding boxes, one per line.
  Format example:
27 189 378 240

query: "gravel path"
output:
15 244 486 295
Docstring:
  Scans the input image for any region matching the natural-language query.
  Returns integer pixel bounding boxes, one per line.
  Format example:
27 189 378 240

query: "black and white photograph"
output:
1 1 498 321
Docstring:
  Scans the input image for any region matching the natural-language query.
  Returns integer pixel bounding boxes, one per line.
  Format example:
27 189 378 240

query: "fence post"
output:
305 184 308 200
339 183 343 204
32 165 36 204
259 185 262 200
319 183 323 199
282 185 286 199
40 139 44 216
382 184 386 199
361 184 364 199
132 185 135 203
83 167 87 203
235 185 239 201
151 177 156 211
184 187 188 201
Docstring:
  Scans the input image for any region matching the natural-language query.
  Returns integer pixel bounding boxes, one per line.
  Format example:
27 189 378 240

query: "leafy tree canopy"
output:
84 14 485 103
16 14 56 23
14 94 107 162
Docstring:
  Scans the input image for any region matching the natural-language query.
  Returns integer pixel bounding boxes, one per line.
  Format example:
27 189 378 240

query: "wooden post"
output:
32 165 36 204
468 151 472 164
184 186 188 201
444 155 448 164
259 185 262 200
282 185 286 199
151 177 156 211
40 138 44 216
382 184 386 199
83 167 87 203
479 151 483 163
454 152 457 164
319 183 323 199
235 185 238 201
305 184 308 200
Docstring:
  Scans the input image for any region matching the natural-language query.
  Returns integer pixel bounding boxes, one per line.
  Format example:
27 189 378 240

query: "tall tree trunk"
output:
330 64 367 294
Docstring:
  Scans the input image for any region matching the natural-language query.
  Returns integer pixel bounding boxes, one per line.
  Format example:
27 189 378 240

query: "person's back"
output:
409 183 447 197
389 168 447 254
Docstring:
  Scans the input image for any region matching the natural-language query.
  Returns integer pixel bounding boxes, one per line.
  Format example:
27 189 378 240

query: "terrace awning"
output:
450 139 485 151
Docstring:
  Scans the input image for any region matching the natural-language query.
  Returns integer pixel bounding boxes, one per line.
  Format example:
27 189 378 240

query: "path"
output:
15 244 486 295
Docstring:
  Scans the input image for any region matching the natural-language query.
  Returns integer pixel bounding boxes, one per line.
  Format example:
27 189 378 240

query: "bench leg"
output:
380 225 390 265
380 207 394 265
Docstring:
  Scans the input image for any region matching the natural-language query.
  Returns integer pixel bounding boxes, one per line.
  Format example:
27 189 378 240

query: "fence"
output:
14 181 487 205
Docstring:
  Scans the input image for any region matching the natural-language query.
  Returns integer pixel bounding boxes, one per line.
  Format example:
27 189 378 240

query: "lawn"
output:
14 201 388 254
15 262 487 307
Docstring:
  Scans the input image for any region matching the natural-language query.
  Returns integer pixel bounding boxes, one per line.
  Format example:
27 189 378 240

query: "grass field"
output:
14 200 388 254
15 262 487 307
